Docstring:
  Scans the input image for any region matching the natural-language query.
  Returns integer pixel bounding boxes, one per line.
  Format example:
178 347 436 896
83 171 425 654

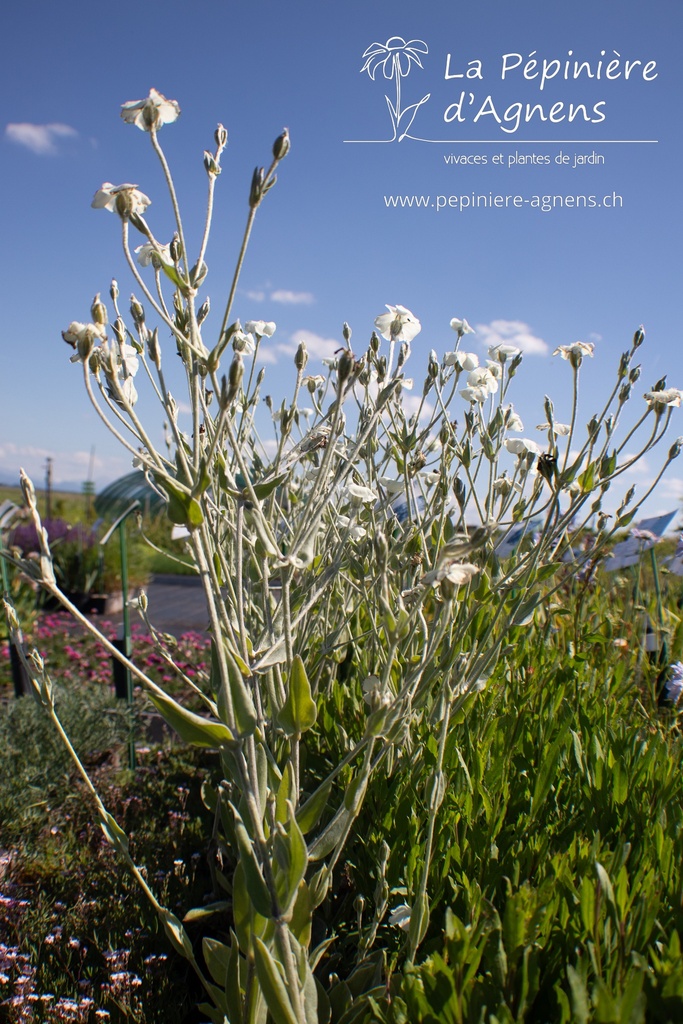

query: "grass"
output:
2 564 683 1021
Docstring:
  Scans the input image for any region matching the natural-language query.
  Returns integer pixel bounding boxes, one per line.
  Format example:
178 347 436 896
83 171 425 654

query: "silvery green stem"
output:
121 221 195 351
235 503 251 666
150 128 190 288
561 365 580 473
83 366 163 470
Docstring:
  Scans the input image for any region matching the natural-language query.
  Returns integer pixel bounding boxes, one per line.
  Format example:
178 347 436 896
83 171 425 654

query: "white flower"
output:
442 561 479 586
450 317 475 336
118 376 139 406
374 305 422 343
467 367 498 396
101 339 140 379
505 438 542 456
536 422 571 436
492 473 521 498
388 904 412 931
421 557 479 588
245 320 276 338
362 674 390 710
553 341 595 366
232 330 256 355
485 360 502 380
378 477 405 494
643 388 683 411
135 242 172 268
398 377 414 391
347 483 377 504
504 406 524 432
120 88 180 132
460 385 489 404
62 321 107 348
422 471 440 486
92 183 151 218
489 343 520 362
444 350 479 370
336 514 367 541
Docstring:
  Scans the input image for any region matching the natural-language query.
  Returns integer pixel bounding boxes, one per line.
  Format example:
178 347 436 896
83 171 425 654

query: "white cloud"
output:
289 329 338 360
475 319 549 356
270 289 314 305
246 290 266 301
257 329 339 366
403 395 434 423
5 122 78 155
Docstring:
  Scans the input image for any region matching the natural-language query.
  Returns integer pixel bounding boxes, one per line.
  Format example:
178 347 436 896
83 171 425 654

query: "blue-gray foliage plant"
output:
2 89 682 1023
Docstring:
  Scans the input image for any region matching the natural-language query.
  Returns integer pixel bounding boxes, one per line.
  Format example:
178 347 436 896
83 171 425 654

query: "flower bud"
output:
618 352 630 379
222 354 244 407
130 295 145 326
91 293 108 326
397 342 409 368
453 476 466 508
619 383 632 404
215 123 228 149
337 348 355 387
373 531 388 567
196 297 210 325
170 233 182 264
166 394 178 424
110 279 119 303
138 590 148 613
544 395 554 423
669 437 683 460
508 353 523 378
113 317 126 345
203 151 220 177
629 365 641 384
189 260 208 288
249 166 265 208
633 326 645 349
376 355 387 382
295 341 308 371
428 350 439 380
342 322 352 344
148 327 161 369
77 332 94 362
272 127 290 161
370 331 380 354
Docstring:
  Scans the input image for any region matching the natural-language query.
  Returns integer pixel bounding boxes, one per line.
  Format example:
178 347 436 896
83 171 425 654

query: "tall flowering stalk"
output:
1 89 681 1023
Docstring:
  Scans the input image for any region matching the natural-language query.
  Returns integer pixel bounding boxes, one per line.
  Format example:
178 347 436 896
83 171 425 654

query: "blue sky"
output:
1 0 681 520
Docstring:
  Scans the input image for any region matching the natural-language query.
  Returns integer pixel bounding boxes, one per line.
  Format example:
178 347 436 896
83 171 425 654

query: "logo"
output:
360 37 431 142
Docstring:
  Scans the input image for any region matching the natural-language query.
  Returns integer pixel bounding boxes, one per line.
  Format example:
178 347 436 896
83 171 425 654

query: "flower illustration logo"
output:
360 37 430 141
